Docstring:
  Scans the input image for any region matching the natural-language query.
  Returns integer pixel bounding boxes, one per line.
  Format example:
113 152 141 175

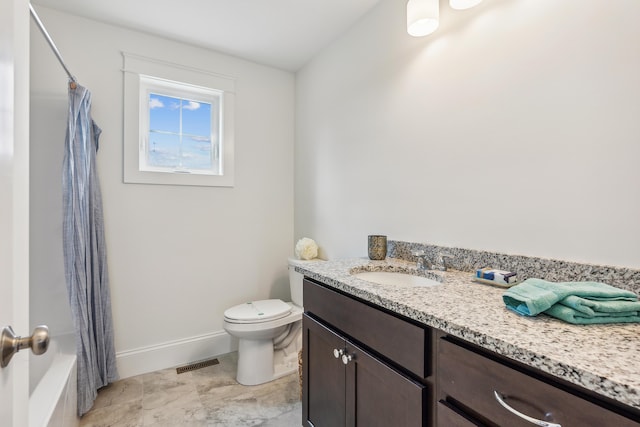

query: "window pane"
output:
182 99 212 137
148 133 180 168
149 94 180 133
181 135 214 171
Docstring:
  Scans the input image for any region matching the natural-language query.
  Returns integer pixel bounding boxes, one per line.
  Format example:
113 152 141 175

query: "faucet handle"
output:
439 253 455 271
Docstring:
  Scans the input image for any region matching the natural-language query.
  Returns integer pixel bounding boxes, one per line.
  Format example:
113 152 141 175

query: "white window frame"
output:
140 76 222 175
123 52 235 187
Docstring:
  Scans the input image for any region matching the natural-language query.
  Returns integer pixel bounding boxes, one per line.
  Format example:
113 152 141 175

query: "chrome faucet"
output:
413 251 454 271
412 251 432 270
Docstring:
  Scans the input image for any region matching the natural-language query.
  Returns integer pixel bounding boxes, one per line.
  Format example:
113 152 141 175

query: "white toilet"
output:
223 257 319 385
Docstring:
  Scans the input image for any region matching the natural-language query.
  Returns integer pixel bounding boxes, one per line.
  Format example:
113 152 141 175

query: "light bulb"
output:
407 0 439 37
450 0 483 10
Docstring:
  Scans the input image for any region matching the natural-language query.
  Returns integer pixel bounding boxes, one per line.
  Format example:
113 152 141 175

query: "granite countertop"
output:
296 257 640 411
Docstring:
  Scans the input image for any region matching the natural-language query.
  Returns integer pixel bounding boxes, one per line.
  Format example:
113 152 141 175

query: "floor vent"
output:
176 358 220 374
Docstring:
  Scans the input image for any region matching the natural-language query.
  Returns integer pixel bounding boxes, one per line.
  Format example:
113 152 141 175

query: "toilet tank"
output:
288 258 321 307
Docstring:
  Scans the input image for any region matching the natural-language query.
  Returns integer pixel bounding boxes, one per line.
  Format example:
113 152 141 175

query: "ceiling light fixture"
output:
407 0 439 37
449 0 483 10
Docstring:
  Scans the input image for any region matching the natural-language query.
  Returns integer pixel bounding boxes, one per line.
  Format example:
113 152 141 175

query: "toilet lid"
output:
224 299 292 323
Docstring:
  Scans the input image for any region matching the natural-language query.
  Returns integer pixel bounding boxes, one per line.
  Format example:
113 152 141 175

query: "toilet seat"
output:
224 299 292 324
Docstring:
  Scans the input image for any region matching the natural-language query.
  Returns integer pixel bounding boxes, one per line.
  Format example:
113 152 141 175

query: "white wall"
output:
30 7 295 377
296 0 640 268
30 93 73 338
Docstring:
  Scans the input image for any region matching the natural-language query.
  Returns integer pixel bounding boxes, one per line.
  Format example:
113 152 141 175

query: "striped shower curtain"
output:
63 83 118 416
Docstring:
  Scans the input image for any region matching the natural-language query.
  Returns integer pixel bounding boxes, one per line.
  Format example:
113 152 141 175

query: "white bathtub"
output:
29 333 79 427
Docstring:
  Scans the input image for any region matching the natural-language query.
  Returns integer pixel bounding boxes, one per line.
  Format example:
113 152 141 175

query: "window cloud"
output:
183 101 201 111
149 97 164 109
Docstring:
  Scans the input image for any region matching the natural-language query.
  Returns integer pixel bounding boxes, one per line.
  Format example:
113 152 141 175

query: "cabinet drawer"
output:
437 400 484 427
304 278 428 378
438 338 640 427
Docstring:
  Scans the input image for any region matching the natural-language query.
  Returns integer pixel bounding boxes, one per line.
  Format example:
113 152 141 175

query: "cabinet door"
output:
303 314 346 427
345 341 426 427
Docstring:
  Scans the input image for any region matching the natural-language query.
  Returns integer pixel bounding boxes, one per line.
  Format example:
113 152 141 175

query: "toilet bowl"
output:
223 257 321 385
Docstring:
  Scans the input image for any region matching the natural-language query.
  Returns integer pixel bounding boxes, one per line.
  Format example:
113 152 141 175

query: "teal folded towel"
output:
559 295 640 317
502 278 640 324
544 304 640 325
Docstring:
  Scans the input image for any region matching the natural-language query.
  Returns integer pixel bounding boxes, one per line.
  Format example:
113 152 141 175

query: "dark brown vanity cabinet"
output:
302 276 640 427
437 337 640 427
302 278 428 427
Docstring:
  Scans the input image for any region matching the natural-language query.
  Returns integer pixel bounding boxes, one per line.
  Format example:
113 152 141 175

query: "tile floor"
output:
79 352 302 427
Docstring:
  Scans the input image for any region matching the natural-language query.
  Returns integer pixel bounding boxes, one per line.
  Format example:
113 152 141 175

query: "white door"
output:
1 0 31 425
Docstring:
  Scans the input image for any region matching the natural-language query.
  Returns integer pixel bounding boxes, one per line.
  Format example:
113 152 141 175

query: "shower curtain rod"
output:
29 3 77 88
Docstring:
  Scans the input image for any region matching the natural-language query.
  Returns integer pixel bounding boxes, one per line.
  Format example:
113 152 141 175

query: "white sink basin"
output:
352 271 442 287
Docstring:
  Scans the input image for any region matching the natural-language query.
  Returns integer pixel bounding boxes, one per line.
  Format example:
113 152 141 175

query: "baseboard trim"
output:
116 330 237 379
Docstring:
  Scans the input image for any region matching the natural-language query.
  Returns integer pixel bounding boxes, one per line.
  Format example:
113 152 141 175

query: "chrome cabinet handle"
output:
1 325 50 368
341 353 353 365
333 348 353 364
494 391 561 427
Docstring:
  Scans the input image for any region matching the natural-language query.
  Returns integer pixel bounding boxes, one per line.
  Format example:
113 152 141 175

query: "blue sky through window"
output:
148 93 214 170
